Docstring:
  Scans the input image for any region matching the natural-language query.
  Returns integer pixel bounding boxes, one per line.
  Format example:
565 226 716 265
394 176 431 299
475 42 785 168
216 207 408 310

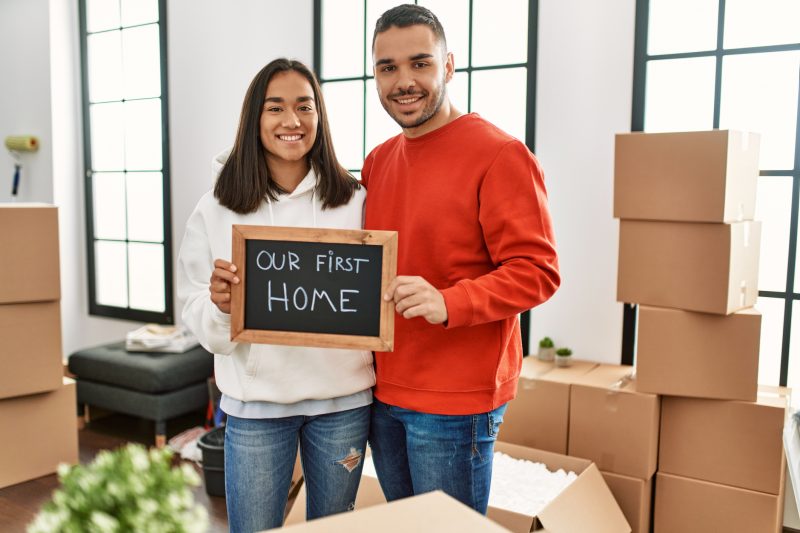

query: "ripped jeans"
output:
224 406 370 533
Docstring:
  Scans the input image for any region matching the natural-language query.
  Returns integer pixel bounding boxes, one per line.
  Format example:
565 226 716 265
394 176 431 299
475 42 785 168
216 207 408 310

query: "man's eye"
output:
381 65 396 72
414 62 428 68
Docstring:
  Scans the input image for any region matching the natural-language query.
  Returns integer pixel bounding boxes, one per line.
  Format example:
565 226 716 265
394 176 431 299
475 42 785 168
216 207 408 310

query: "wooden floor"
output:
0 411 229 533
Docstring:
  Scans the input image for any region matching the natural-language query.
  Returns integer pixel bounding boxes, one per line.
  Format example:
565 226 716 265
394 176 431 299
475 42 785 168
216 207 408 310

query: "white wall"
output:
529 0 636 363
0 0 53 204
168 0 313 326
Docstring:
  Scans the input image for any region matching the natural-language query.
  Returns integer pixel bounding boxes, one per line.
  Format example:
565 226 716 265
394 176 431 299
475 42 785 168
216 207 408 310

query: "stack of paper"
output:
125 324 199 353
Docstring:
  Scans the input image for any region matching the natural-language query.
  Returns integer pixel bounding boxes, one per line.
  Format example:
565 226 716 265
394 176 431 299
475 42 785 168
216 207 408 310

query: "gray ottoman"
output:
68 341 214 446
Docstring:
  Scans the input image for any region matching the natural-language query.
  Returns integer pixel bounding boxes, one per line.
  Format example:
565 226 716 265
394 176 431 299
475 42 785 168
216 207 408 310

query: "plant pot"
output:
537 346 555 361
554 355 572 368
198 426 225 497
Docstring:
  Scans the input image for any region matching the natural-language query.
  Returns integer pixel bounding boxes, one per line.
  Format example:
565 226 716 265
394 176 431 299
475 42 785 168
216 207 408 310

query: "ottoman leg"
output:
155 420 167 448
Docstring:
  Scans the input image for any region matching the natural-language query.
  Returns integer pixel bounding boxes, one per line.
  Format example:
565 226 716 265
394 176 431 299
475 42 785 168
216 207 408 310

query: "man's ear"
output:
445 51 455 83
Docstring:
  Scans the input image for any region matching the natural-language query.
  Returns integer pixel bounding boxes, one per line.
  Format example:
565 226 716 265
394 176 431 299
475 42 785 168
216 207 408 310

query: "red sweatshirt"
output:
362 113 560 415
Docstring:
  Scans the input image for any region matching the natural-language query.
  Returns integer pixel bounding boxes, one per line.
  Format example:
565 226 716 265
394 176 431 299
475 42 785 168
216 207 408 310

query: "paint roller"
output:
4 135 39 198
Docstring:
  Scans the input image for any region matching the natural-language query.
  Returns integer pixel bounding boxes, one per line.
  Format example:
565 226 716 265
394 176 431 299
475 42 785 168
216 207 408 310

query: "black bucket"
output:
198 426 225 497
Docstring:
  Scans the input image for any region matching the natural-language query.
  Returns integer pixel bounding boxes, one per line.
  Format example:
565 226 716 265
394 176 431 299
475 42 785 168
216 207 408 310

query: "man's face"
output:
372 24 454 135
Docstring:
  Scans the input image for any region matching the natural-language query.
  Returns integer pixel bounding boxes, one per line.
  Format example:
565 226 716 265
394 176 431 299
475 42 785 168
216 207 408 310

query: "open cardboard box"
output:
281 490 511 532
286 442 630 532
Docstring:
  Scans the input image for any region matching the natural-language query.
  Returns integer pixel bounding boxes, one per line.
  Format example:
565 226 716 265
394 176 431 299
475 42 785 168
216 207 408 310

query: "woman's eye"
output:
266 106 282 113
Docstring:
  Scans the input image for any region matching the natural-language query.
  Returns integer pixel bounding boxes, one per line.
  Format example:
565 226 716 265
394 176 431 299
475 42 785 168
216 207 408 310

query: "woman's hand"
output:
210 259 240 314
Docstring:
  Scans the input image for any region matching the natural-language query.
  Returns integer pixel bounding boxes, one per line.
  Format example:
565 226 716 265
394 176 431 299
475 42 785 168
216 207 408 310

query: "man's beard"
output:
381 80 447 129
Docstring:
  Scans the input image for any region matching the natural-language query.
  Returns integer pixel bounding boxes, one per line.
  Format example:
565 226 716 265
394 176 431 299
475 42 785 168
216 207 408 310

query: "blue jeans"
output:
368 399 507 514
224 406 370 533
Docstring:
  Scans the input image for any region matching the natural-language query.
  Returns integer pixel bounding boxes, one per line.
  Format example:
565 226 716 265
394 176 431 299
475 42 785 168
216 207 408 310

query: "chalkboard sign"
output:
230 225 397 351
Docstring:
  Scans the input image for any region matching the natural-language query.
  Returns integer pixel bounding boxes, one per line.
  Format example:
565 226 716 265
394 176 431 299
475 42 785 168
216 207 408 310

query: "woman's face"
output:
260 70 319 168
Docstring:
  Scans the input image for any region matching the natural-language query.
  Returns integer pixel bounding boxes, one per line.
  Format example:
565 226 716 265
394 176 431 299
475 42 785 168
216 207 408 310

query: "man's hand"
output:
384 276 448 324
210 259 239 314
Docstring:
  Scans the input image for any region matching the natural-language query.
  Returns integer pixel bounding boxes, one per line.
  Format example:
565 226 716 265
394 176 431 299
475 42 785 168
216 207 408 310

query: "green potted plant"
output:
537 336 555 361
28 443 208 533
554 347 573 368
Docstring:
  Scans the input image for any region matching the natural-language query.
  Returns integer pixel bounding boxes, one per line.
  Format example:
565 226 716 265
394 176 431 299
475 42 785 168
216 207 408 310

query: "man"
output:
362 4 560 515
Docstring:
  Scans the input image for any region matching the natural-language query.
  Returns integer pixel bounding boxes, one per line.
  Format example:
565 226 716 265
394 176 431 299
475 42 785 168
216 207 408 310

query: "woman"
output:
177 59 373 532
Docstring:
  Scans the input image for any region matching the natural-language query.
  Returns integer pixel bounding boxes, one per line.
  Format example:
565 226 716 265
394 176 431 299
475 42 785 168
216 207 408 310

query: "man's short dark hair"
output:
372 4 447 51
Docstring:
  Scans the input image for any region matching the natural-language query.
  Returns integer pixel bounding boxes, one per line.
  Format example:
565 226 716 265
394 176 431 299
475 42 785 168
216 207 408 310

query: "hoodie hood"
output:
212 147 317 200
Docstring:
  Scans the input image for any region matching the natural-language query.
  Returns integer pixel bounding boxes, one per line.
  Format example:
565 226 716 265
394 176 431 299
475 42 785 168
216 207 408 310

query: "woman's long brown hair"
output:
214 58 359 214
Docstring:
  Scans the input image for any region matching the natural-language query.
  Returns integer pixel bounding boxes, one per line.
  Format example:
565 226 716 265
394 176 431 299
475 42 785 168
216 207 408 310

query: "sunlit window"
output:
633 0 800 389
79 0 173 324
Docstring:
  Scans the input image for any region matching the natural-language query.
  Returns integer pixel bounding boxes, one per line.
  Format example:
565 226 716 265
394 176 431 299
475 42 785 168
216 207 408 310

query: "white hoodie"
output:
177 152 374 403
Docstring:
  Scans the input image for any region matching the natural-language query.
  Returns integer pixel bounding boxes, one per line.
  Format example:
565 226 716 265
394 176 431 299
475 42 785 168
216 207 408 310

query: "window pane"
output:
128 242 165 312
755 177 792 292
95 240 128 307
644 57 716 133
790 302 800 397
647 0 718 55
449 71 469 114
322 80 364 170
418 0 469 69
92 172 126 240
719 51 800 170
127 172 163 242
122 24 161 100
90 102 125 171
472 0 527 67
724 0 800 49
366 0 407 74
121 0 158 27
124 98 163 171
322 0 364 79
471 68 527 142
756 296 784 386
365 78 401 155
351 171 362 182
87 31 122 103
86 0 120 33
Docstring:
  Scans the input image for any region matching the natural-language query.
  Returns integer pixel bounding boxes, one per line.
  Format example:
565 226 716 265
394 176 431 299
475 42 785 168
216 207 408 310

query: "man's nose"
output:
397 69 416 92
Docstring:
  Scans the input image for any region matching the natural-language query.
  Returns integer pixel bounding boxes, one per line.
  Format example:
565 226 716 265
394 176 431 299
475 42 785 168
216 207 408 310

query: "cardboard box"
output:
288 442 631 532
636 305 760 401
659 388 788 495
568 364 660 479
0 204 60 304
0 301 63 400
654 472 783 533
601 471 652 533
0 378 78 489
614 130 760 223
281 490 512 532
501 358 597 454
617 219 760 314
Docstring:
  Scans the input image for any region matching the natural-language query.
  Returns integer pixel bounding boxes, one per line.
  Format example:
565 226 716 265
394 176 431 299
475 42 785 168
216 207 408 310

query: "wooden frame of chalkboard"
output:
230 225 397 351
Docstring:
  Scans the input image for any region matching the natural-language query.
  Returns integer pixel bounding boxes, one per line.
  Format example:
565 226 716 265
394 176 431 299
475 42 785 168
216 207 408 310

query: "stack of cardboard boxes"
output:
0 204 78 489
615 130 788 532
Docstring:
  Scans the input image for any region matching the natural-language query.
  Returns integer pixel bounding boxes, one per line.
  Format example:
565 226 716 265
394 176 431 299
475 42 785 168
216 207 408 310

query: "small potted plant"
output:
28 443 208 533
554 347 573 367
537 336 555 361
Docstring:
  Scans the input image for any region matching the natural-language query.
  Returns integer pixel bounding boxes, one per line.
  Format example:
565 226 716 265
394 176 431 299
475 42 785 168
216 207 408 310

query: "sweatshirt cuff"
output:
440 283 473 329
211 305 232 325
